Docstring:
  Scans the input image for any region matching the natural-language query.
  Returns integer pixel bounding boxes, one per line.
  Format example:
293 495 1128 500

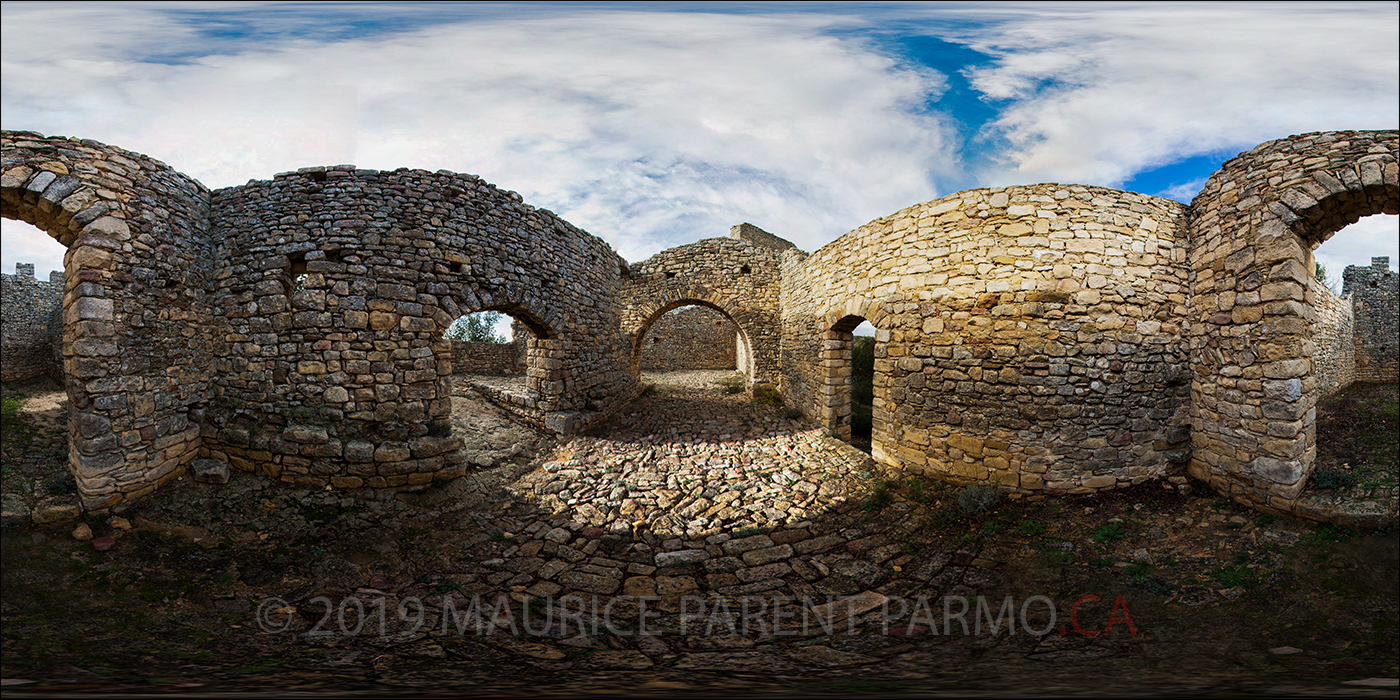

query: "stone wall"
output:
1344 256 1399 382
639 305 737 371
450 339 522 376
202 164 638 488
621 236 783 391
2 130 216 511
1186 130 1397 511
0 263 63 381
1307 276 1354 398
781 184 1193 494
4 127 1394 517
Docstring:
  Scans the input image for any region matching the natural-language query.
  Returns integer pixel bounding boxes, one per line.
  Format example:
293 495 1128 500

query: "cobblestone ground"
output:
1 372 1397 696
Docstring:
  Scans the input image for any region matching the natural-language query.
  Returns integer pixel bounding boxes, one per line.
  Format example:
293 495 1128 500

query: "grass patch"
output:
863 480 894 512
956 485 999 517
1091 522 1126 543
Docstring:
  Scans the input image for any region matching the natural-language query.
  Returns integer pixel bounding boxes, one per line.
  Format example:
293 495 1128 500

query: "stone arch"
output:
627 285 758 388
3 130 216 511
816 302 895 451
1187 129 1399 510
436 293 560 414
620 237 784 391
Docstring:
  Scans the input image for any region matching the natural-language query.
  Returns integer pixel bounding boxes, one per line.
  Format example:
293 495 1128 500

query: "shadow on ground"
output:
1 372 1397 696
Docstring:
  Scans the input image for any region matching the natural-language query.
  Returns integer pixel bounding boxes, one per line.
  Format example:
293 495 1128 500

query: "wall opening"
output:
1304 213 1399 500
0 216 74 495
824 315 881 452
637 305 739 373
633 300 752 395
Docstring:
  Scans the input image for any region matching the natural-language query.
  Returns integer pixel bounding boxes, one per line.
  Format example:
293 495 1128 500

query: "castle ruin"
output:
1 129 1395 519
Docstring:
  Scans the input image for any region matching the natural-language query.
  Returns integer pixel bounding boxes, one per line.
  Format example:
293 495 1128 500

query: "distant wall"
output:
1308 276 1354 398
0 263 63 382
640 305 737 370
451 339 522 376
1345 256 1399 382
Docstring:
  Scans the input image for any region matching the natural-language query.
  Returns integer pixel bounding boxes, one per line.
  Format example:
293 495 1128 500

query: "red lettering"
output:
1105 595 1138 636
1069 594 1101 636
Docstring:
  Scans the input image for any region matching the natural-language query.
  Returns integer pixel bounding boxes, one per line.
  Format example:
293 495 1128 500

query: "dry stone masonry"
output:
639 306 738 371
0 263 63 381
1 128 1395 520
1344 257 1398 383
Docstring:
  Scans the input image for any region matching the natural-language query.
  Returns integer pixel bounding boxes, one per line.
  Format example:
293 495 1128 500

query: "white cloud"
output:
925 3 1399 187
0 218 66 281
2 6 958 261
1314 214 1400 293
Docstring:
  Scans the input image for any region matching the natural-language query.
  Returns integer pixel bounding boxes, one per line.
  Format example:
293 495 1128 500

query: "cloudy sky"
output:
3 1 1397 294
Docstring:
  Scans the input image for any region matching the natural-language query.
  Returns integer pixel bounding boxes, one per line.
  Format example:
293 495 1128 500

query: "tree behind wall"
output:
445 311 506 343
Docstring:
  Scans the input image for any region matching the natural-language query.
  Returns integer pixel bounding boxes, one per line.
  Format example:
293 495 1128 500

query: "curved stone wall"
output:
204 166 638 486
2 130 215 510
782 184 1192 493
621 236 783 390
1186 130 1398 510
5 127 1394 516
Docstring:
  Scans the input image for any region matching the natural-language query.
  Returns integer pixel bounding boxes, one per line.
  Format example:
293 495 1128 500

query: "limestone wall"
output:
2 130 216 511
1186 130 1398 510
639 306 737 371
5 126 1395 516
0 264 63 381
450 339 522 376
1344 257 1399 382
781 184 1192 494
1307 277 1354 398
621 236 783 391
203 165 638 488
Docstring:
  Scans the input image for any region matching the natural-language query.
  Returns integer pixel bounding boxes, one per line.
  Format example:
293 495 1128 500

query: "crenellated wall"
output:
1344 257 1399 383
0 263 63 382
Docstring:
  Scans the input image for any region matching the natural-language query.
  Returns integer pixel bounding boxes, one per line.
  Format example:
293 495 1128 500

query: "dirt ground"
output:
1 373 1397 697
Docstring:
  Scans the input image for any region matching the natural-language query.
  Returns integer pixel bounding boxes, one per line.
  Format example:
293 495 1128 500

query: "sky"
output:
3 1 1397 319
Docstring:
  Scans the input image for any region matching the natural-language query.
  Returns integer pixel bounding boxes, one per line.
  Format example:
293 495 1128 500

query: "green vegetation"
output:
753 384 783 406
863 480 894 512
444 311 508 343
1091 522 1126 543
956 485 999 516
851 336 874 406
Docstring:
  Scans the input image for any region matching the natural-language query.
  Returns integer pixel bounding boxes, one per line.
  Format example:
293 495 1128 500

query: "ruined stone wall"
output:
1187 130 1398 511
1307 277 1354 398
203 165 637 488
0 264 63 381
781 184 1192 494
450 339 522 376
2 130 216 511
621 237 783 390
639 306 737 371
1344 257 1399 382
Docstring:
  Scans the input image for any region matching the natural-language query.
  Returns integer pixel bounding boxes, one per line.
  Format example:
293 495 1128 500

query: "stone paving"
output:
2 371 1398 695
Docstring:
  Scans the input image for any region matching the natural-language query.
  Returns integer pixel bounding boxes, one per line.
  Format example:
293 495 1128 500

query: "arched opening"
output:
437 303 554 467
632 299 755 396
440 304 549 408
824 315 883 453
1 217 74 499
1303 214 1398 501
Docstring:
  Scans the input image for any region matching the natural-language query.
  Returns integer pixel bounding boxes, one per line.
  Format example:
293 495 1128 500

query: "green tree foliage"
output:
852 335 875 406
445 311 507 343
